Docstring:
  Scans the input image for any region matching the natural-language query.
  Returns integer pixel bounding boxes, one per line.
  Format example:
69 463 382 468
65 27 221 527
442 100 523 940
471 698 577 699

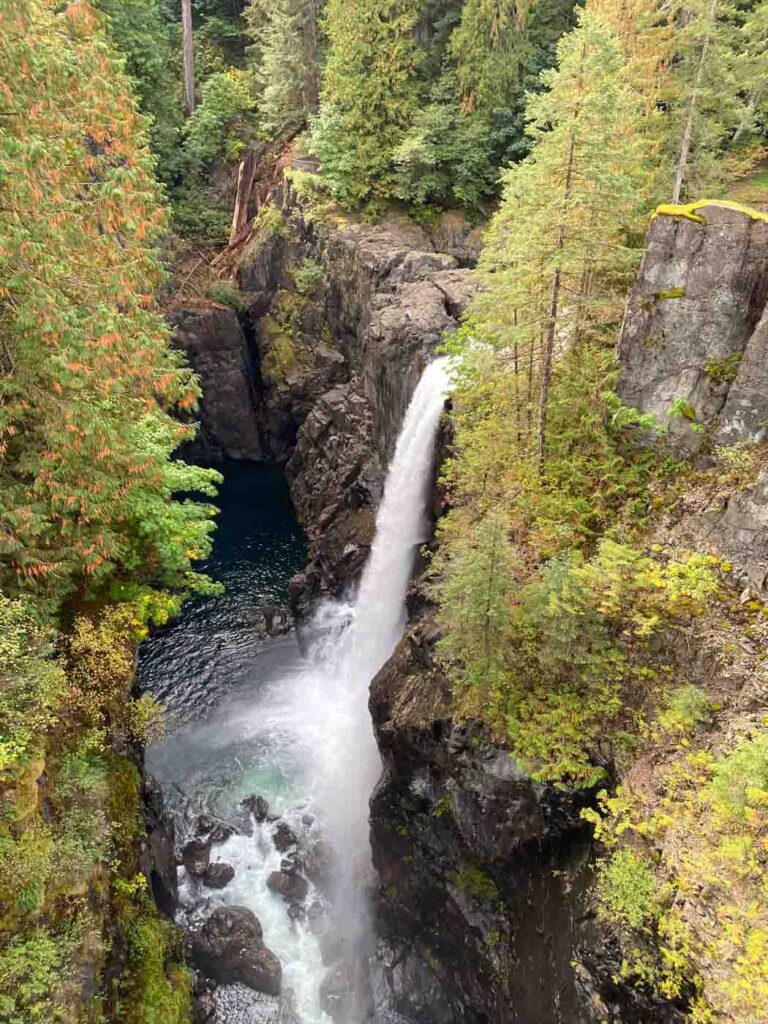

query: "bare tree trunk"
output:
182 0 196 116
537 119 577 474
672 0 717 203
229 151 259 244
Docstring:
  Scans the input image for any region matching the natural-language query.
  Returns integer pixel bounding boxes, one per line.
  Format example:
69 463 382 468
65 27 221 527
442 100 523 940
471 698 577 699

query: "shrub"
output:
709 731 768 822
184 70 257 169
598 849 657 930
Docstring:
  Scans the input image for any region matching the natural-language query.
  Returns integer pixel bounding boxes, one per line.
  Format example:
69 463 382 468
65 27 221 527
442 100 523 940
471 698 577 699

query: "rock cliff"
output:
172 193 477 608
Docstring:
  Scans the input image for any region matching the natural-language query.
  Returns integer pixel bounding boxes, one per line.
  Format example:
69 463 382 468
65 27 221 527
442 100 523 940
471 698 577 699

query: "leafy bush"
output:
658 685 710 734
598 849 657 930
0 927 73 1023
0 597 64 778
710 732 768 821
208 282 244 310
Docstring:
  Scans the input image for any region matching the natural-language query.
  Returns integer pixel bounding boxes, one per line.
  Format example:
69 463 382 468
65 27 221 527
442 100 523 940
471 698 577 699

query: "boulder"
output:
196 815 234 845
192 906 281 996
267 870 309 902
202 862 235 889
272 821 298 853
182 838 212 879
241 795 271 823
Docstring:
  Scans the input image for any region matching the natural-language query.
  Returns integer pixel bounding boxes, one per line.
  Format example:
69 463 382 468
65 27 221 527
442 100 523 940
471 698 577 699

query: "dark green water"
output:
138 461 307 724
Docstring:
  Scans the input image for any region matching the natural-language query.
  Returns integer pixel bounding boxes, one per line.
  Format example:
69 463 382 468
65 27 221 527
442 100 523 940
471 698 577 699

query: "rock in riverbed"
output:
192 906 282 996
202 862 235 889
267 870 309 902
241 794 272 823
183 838 212 878
272 821 298 852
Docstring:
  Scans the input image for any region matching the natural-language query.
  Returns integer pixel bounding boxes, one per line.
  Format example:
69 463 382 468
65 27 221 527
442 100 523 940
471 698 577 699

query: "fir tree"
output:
254 0 322 141
311 0 427 209
468 5 651 469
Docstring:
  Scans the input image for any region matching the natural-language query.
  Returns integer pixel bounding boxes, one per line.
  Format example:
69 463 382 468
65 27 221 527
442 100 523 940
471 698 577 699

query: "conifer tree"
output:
254 0 322 141
0 0 219 609
665 0 743 201
311 0 427 208
467 6 650 471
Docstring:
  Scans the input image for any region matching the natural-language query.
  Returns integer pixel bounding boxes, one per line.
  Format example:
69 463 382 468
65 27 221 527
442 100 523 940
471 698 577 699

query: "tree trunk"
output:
537 117 577 474
182 0 196 116
672 0 717 203
229 151 259 245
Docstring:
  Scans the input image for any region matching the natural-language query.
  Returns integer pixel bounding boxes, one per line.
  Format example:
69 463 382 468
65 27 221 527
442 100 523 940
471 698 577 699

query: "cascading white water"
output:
167 359 450 1024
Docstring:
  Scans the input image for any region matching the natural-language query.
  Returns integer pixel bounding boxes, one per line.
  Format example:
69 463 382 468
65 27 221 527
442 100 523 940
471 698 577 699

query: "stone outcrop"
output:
171 306 263 462
618 203 768 450
191 906 282 996
618 201 768 591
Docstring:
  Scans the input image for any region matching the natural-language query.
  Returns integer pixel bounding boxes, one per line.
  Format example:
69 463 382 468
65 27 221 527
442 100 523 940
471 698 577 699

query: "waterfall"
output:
155 359 450 1024
293 358 450 879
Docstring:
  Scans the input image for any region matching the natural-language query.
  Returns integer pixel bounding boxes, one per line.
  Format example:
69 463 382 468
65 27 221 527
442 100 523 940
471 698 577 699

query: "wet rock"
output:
202 863 235 890
140 773 178 917
241 795 271 823
303 839 335 891
196 815 234 845
266 870 309 902
319 958 374 1024
280 855 300 876
211 982 301 1024
170 306 262 463
183 838 212 879
307 901 325 931
287 902 306 924
192 906 281 996
192 987 216 1024
272 821 298 852
252 605 294 639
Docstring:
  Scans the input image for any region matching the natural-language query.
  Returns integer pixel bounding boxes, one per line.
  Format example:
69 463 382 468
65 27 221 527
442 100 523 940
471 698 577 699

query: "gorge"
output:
138 196 768 1024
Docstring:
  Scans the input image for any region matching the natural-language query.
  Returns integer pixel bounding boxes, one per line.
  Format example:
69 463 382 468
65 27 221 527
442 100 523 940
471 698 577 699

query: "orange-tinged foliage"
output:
0 0 220 607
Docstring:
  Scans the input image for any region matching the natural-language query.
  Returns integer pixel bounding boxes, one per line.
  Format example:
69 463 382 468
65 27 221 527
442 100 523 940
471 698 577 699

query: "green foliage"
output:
709 731 768 822
250 0 321 142
311 0 427 210
658 685 711 735
453 865 501 905
293 258 325 295
94 0 183 187
598 849 658 930
118 901 192 1024
0 598 64 778
0 926 75 1023
0 0 221 610
703 352 742 383
183 69 257 167
208 281 244 310
587 725 768 1020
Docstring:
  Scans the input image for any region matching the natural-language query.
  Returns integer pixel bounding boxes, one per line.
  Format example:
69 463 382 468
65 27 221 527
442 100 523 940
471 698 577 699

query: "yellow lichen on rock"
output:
655 199 768 225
